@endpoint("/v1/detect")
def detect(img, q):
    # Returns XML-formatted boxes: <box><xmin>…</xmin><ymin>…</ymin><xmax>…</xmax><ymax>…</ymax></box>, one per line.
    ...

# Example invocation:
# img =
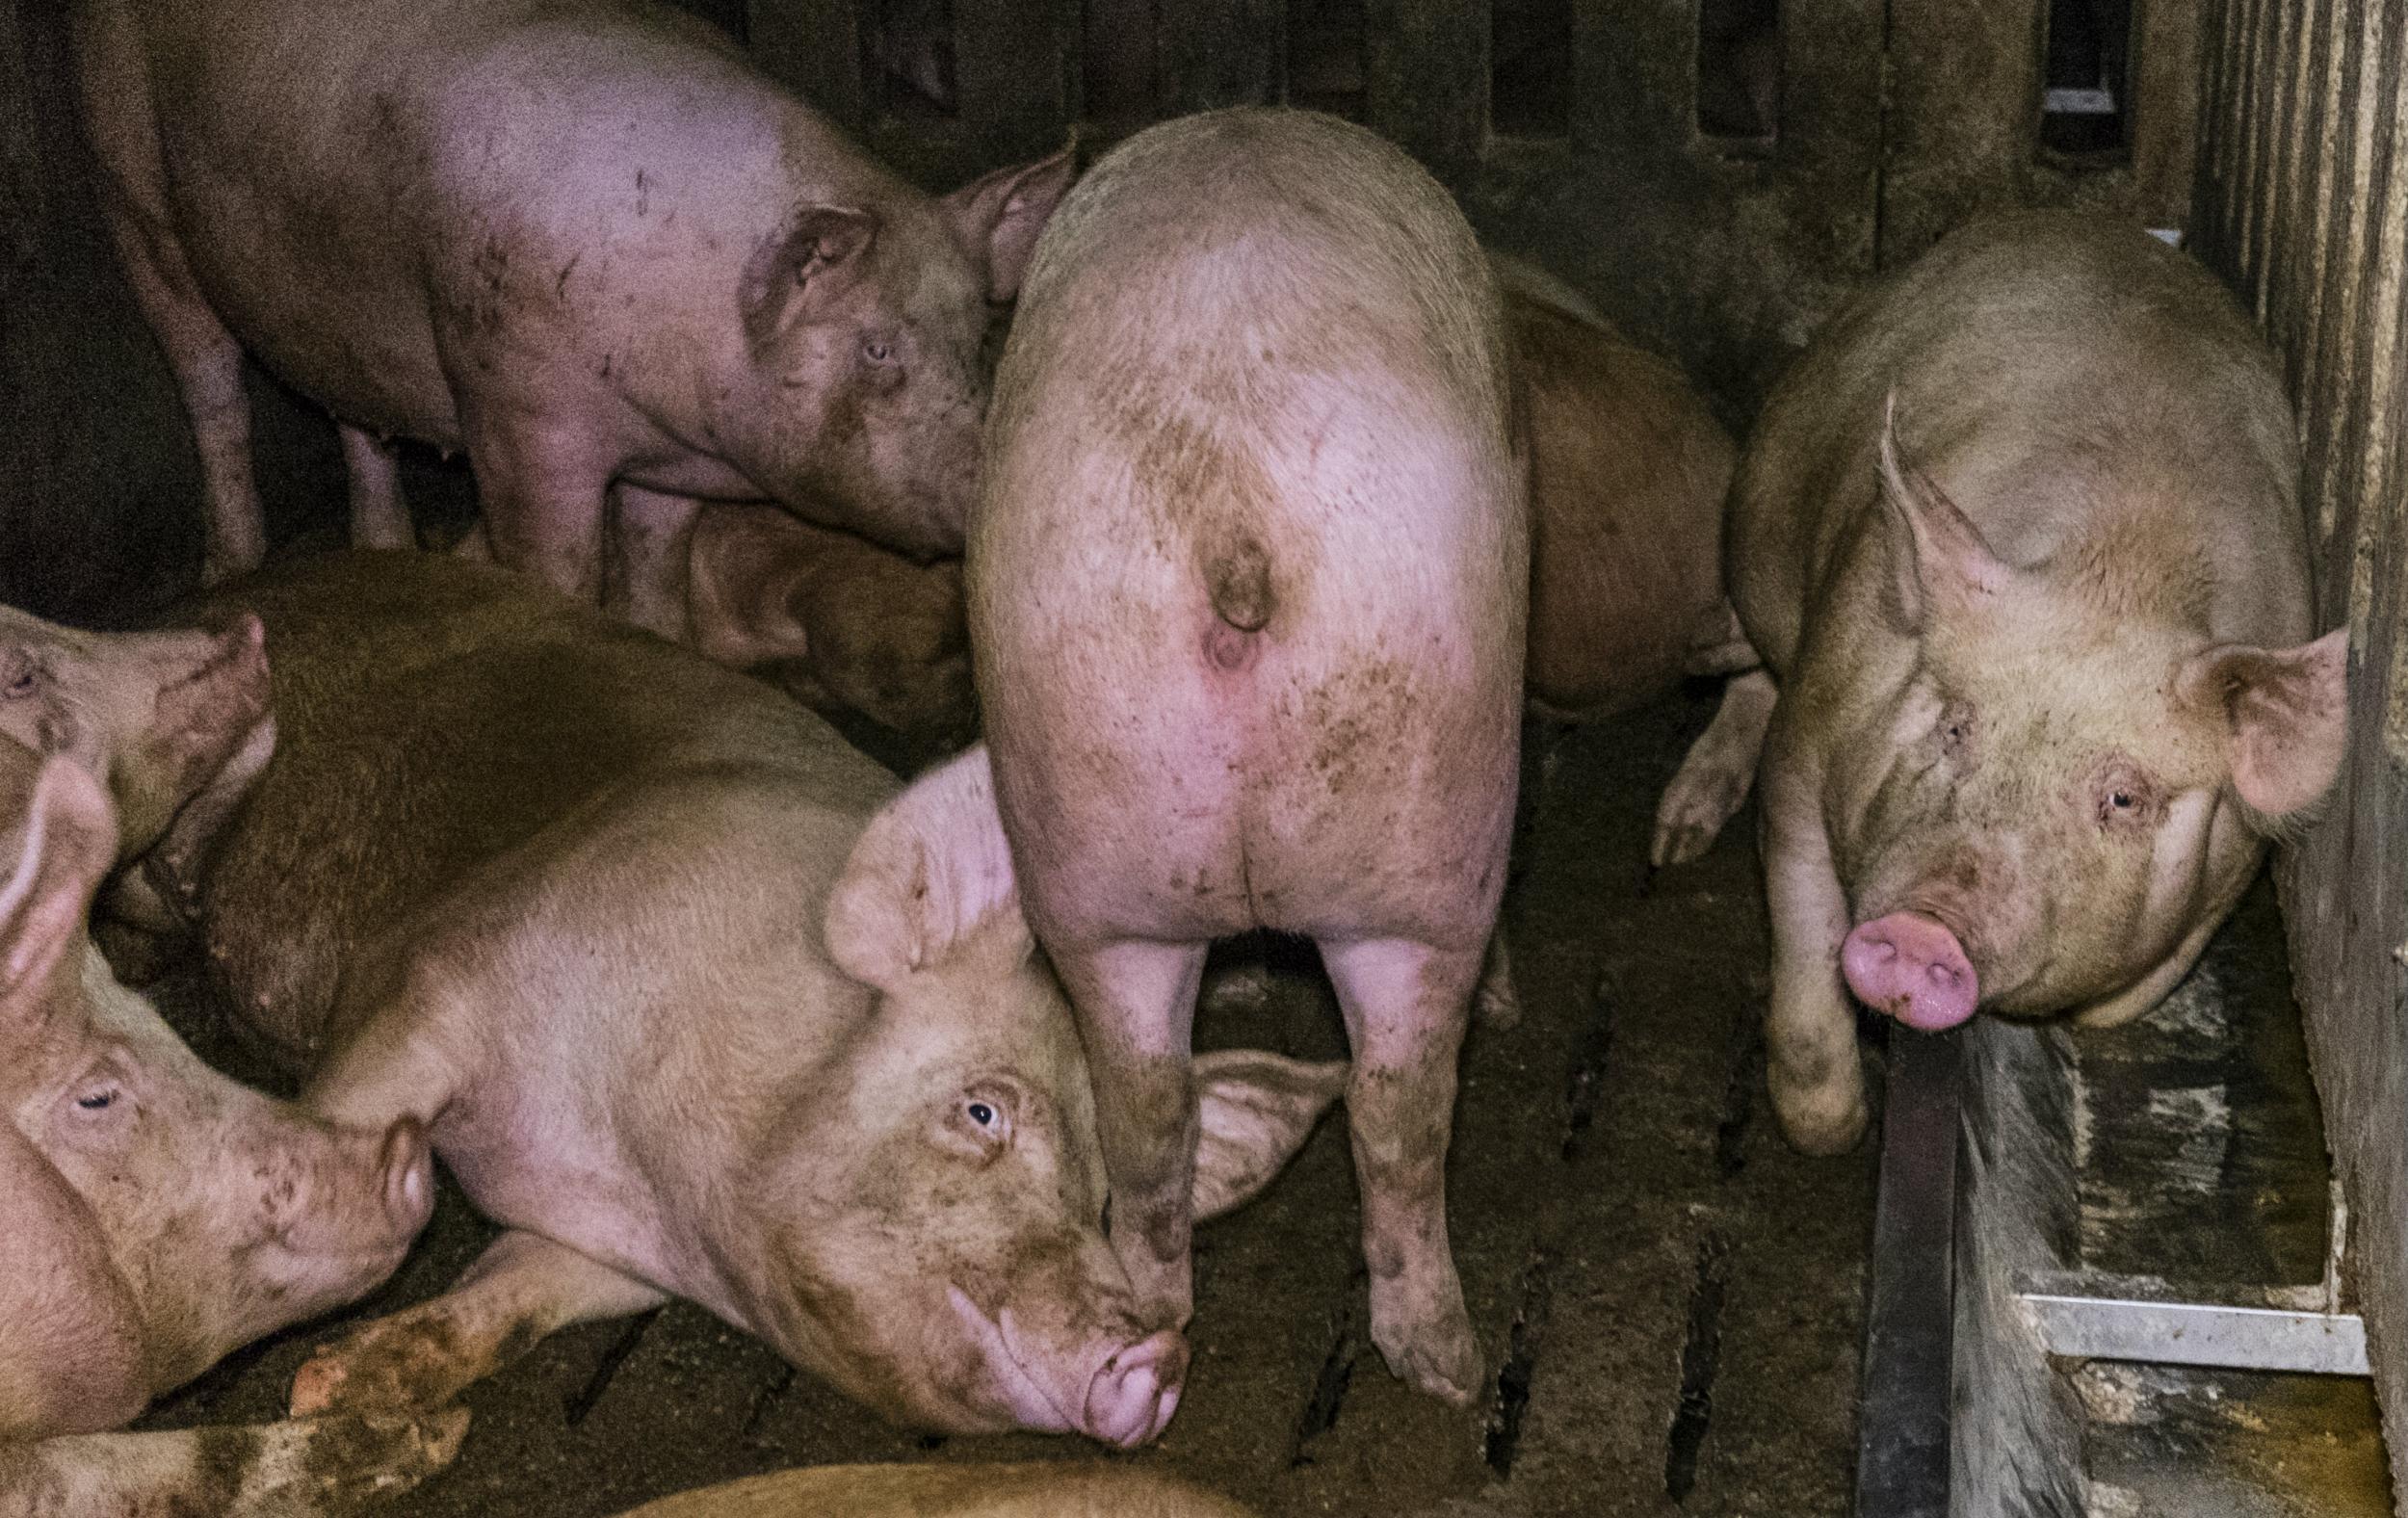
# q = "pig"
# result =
<box><xmin>685</xmin><ymin>501</ymin><xmax>975</xmax><ymax>757</ymax></box>
<box><xmin>176</xmin><ymin>551</ymin><xmax>1346</xmax><ymax>1448</ymax></box>
<box><xmin>0</xmin><ymin>601</ymin><xmax>277</xmax><ymax>938</ymax></box>
<box><xmin>71</xmin><ymin>0</ymin><xmax>1077</xmax><ymax>629</ymax></box>
<box><xmin>0</xmin><ymin>733</ymin><xmax>454</xmax><ymax>1517</ymax></box>
<box><xmin>1677</xmin><ymin>211</ymin><xmax>2351</xmax><ymax>1156</ymax></box>
<box><xmin>971</xmin><ymin>109</ymin><xmax>1524</xmax><ymax>1404</ymax></box>
<box><xmin>610</xmin><ymin>1461</ymin><xmax>1256</xmax><ymax>1518</ymax></box>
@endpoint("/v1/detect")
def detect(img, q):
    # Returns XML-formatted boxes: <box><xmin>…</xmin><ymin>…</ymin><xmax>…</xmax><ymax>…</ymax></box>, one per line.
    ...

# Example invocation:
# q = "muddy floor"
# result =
<box><xmin>135</xmin><ymin>678</ymin><xmax>1882</xmax><ymax>1518</ymax></box>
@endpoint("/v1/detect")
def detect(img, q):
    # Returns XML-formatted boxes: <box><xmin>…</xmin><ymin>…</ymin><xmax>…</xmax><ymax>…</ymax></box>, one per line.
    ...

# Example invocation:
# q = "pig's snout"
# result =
<box><xmin>1843</xmin><ymin>912</ymin><xmax>1977</xmax><ymax>1031</ymax></box>
<box><xmin>1082</xmin><ymin>1328</ymin><xmax>1187</xmax><ymax>1449</ymax></box>
<box><xmin>380</xmin><ymin>1116</ymin><xmax>435</xmax><ymax>1237</ymax></box>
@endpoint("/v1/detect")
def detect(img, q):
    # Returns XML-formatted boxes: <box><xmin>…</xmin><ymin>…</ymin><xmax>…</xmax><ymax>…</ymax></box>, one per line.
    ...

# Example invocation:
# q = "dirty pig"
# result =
<box><xmin>973</xmin><ymin>108</ymin><xmax>1526</xmax><ymax>1405</ymax></box>
<box><xmin>684</xmin><ymin>501</ymin><xmax>975</xmax><ymax>763</ymax></box>
<box><xmin>71</xmin><ymin>0</ymin><xmax>1075</xmax><ymax>628</ymax></box>
<box><xmin>1684</xmin><ymin>211</ymin><xmax>2349</xmax><ymax>1155</ymax></box>
<box><xmin>181</xmin><ymin>551</ymin><xmax>1346</xmax><ymax>1449</ymax></box>
<box><xmin>0</xmin><ymin>727</ymin><xmax>453</xmax><ymax>1518</ymax></box>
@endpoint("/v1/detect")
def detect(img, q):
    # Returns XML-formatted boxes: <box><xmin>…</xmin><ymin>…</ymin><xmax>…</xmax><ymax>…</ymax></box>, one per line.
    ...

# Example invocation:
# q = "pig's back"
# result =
<box><xmin>116</xmin><ymin>0</ymin><xmax>812</xmax><ymax>444</ymax></box>
<box><xmin>972</xmin><ymin>110</ymin><xmax>1524</xmax><ymax>946</ymax></box>
<box><xmin>1733</xmin><ymin>211</ymin><xmax>2310</xmax><ymax>671</ymax></box>
<box><xmin>199</xmin><ymin>552</ymin><xmax>890</xmax><ymax>1059</ymax></box>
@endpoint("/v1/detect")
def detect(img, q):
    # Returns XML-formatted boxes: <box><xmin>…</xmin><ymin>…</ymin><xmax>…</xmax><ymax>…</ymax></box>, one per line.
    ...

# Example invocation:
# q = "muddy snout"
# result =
<box><xmin>1842</xmin><ymin>911</ymin><xmax>1976</xmax><ymax>1031</ymax></box>
<box><xmin>275</xmin><ymin>1112</ymin><xmax>436</xmax><ymax>1269</ymax></box>
<box><xmin>1083</xmin><ymin>1327</ymin><xmax>1188</xmax><ymax>1449</ymax></box>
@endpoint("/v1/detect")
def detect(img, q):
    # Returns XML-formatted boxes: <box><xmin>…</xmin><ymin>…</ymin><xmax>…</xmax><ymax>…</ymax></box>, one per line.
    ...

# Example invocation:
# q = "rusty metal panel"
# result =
<box><xmin>2193</xmin><ymin>1</ymin><xmax>2408</xmax><ymax>1509</ymax></box>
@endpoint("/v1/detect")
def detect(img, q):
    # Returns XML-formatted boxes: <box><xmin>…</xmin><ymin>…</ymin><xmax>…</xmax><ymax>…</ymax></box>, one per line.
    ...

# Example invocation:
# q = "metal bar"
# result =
<box><xmin>1853</xmin><ymin>1026</ymin><xmax>1965</xmax><ymax>1518</ymax></box>
<box><xmin>2022</xmin><ymin>1294</ymin><xmax>2371</xmax><ymax>1376</ymax></box>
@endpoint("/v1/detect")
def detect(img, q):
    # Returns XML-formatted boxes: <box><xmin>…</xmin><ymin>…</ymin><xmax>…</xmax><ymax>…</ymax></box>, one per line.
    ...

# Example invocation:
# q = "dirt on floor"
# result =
<box><xmin>135</xmin><ymin>681</ymin><xmax>1883</xmax><ymax>1518</ymax></box>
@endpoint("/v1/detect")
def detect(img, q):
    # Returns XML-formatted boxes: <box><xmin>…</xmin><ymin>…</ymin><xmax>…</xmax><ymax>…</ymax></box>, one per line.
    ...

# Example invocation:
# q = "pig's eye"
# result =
<box><xmin>2093</xmin><ymin>762</ymin><xmax>2161</xmax><ymax>830</ymax></box>
<box><xmin>966</xmin><ymin>1100</ymin><xmax>996</xmax><ymax>1128</ymax></box>
<box><xmin>0</xmin><ymin>659</ymin><xmax>38</xmax><ymax>699</ymax></box>
<box><xmin>76</xmin><ymin>1089</ymin><xmax>116</xmax><ymax>1112</ymax></box>
<box><xmin>861</xmin><ymin>335</ymin><xmax>895</xmax><ymax>365</ymax></box>
<box><xmin>944</xmin><ymin>1084</ymin><xmax>1017</xmax><ymax>1158</ymax></box>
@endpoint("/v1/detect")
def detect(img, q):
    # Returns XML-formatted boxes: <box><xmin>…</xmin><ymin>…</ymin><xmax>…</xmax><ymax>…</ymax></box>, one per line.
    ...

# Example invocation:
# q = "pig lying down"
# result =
<box><xmin>608</xmin><ymin>1460</ymin><xmax>1255</xmax><ymax>1518</ymax></box>
<box><xmin>176</xmin><ymin>552</ymin><xmax>1341</xmax><ymax>1450</ymax></box>
<box><xmin>974</xmin><ymin>109</ymin><xmax>1525</xmax><ymax>1403</ymax></box>
<box><xmin>1692</xmin><ymin>211</ymin><xmax>2349</xmax><ymax>1154</ymax></box>
<box><xmin>0</xmin><ymin>691</ymin><xmax>447</xmax><ymax>1516</ymax></box>
<box><xmin>72</xmin><ymin>0</ymin><xmax>1073</xmax><ymax>626</ymax></box>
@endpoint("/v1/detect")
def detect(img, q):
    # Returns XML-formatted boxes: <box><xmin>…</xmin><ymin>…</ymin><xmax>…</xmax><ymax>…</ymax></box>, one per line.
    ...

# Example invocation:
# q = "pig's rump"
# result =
<box><xmin>975</xmin><ymin>369</ymin><xmax>1523</xmax><ymax>951</ymax></box>
<box><xmin>108</xmin><ymin>0</ymin><xmax>775</xmax><ymax>450</ymax></box>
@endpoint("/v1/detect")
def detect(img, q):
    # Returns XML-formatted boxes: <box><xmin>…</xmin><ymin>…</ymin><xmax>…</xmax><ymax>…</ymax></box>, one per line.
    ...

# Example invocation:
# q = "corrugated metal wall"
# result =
<box><xmin>2191</xmin><ymin>2</ymin><xmax>2408</xmax><ymax>1506</ymax></box>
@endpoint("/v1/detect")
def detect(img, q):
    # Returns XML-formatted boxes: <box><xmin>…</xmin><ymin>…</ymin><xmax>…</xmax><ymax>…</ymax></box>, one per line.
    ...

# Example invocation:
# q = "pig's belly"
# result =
<box><xmin>160</xmin><ymin>160</ymin><xmax>466</xmax><ymax>446</ymax></box>
<box><xmin>994</xmin><ymin>630</ymin><xmax>1517</xmax><ymax>951</ymax></box>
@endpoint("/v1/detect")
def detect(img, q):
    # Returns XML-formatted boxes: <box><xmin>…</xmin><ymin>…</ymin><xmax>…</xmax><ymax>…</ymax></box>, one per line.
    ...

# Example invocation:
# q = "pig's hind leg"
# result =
<box><xmin>1319</xmin><ymin>936</ymin><xmax>1482</xmax><ymax>1404</ymax></box>
<box><xmin>289</xmin><ymin>1231</ymin><xmax>665</xmax><ymax>1419</ymax></box>
<box><xmin>1051</xmin><ymin>940</ymin><xmax>1212</xmax><ymax>1331</ymax></box>
<box><xmin>457</xmin><ymin>414</ymin><xmax>616</xmax><ymax>604</ymax></box>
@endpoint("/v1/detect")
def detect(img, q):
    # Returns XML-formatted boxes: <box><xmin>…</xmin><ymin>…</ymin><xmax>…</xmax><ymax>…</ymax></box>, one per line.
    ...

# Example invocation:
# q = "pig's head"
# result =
<box><xmin>0</xmin><ymin>603</ymin><xmax>274</xmax><ymax>868</ymax></box>
<box><xmin>732</xmin><ymin>746</ymin><xmax>1343</xmax><ymax>1447</ymax></box>
<box><xmin>1825</xmin><ymin>401</ymin><xmax>2350</xmax><ymax>1032</ymax></box>
<box><xmin>686</xmin><ymin>502</ymin><xmax>976</xmax><ymax>746</ymax></box>
<box><xmin>0</xmin><ymin>741</ymin><xmax>432</xmax><ymax>1435</ymax></box>
<box><xmin>734</xmin><ymin>149</ymin><xmax>1078</xmax><ymax>559</ymax></box>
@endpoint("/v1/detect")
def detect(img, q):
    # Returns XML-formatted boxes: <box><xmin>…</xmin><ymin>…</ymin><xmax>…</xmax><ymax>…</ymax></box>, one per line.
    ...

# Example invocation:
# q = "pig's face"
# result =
<box><xmin>736</xmin><ymin>151</ymin><xmax>1077</xmax><ymax>559</ymax></box>
<box><xmin>0</xmin><ymin>606</ymin><xmax>273</xmax><ymax>861</ymax></box>
<box><xmin>749</xmin><ymin>746</ymin><xmax>1342</xmax><ymax>1446</ymax></box>
<box><xmin>1825</xmin><ymin>411</ymin><xmax>2350</xmax><ymax>1030</ymax></box>
<box><xmin>0</xmin><ymin>746</ymin><xmax>432</xmax><ymax>1428</ymax></box>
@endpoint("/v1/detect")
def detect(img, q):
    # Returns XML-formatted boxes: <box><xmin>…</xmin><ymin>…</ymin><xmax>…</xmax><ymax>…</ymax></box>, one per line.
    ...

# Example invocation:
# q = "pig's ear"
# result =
<box><xmin>2178</xmin><ymin>626</ymin><xmax>2352</xmax><ymax>821</ymax></box>
<box><xmin>741</xmin><ymin>205</ymin><xmax>880</xmax><ymax>350</ymax></box>
<box><xmin>0</xmin><ymin>755</ymin><xmax>115</xmax><ymax>1022</ymax></box>
<box><xmin>826</xmin><ymin>744</ymin><xmax>1030</xmax><ymax>990</ymax></box>
<box><xmin>943</xmin><ymin>144</ymin><xmax>1078</xmax><ymax>302</ymax></box>
<box><xmin>685</xmin><ymin>506</ymin><xmax>817</xmax><ymax>669</ymax></box>
<box><xmin>1875</xmin><ymin>391</ymin><xmax>2010</xmax><ymax>631</ymax></box>
<box><xmin>1190</xmin><ymin>1051</ymin><xmax>1348</xmax><ymax>1220</ymax></box>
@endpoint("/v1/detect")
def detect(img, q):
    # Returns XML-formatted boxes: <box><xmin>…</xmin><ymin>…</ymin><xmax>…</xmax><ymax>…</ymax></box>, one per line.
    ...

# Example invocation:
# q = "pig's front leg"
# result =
<box><xmin>1053</xmin><ymin>940</ymin><xmax>1210</xmax><ymax>1329</ymax></box>
<box><xmin>463</xmin><ymin>422</ymin><xmax>616</xmax><ymax>604</ymax></box>
<box><xmin>607</xmin><ymin>483</ymin><xmax>705</xmax><ymax>641</ymax></box>
<box><xmin>1652</xmin><ymin>667</ymin><xmax>1777</xmax><ymax>868</ymax></box>
<box><xmin>290</xmin><ymin>1231</ymin><xmax>666</xmax><ymax>1418</ymax></box>
<box><xmin>340</xmin><ymin>424</ymin><xmax>413</xmax><ymax>552</ymax></box>
<box><xmin>1757</xmin><ymin>736</ymin><xmax>1868</xmax><ymax>1155</ymax></box>
<box><xmin>1320</xmin><ymin>935</ymin><xmax>1481</xmax><ymax>1404</ymax></box>
<box><xmin>0</xmin><ymin>1412</ymin><xmax>466</xmax><ymax>1518</ymax></box>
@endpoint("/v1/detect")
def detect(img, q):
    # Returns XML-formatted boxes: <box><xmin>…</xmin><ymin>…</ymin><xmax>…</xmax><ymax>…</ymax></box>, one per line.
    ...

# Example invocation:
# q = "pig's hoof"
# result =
<box><xmin>1369</xmin><ymin>1278</ymin><xmax>1481</xmax><ymax>1405</ymax></box>
<box><xmin>1772</xmin><ymin>1087</ymin><xmax>1869</xmax><ymax>1157</ymax></box>
<box><xmin>291</xmin><ymin>1320</ymin><xmax>474</xmax><ymax>1419</ymax></box>
<box><xmin>1649</xmin><ymin>775</ymin><xmax>1742</xmax><ymax>868</ymax></box>
<box><xmin>1473</xmin><ymin>971</ymin><xmax>1522</xmax><ymax>1031</ymax></box>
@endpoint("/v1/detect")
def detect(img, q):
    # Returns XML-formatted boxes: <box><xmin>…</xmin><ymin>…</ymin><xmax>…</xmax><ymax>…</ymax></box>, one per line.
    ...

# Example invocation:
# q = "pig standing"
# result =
<box><xmin>179</xmin><ymin>551</ymin><xmax>1344</xmax><ymax>1449</ymax></box>
<box><xmin>0</xmin><ymin>728</ymin><xmax>452</xmax><ymax>1517</ymax></box>
<box><xmin>611</xmin><ymin>1461</ymin><xmax>1255</xmax><ymax>1518</ymax></box>
<box><xmin>71</xmin><ymin>0</ymin><xmax>1074</xmax><ymax>628</ymax></box>
<box><xmin>1688</xmin><ymin>211</ymin><xmax>2349</xmax><ymax>1155</ymax></box>
<box><xmin>972</xmin><ymin>109</ymin><xmax>1524</xmax><ymax>1403</ymax></box>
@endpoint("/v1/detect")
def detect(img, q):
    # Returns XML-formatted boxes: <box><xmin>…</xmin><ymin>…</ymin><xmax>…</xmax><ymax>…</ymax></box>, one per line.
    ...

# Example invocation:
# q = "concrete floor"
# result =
<box><xmin>137</xmin><ymin>681</ymin><xmax>1884</xmax><ymax>1517</ymax></box>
